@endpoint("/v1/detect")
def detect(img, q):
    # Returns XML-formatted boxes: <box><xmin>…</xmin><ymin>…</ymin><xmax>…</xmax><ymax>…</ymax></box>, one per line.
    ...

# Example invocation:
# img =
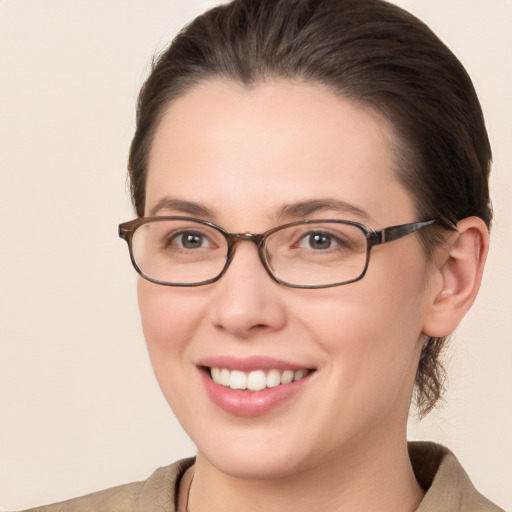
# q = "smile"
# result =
<box><xmin>209</xmin><ymin>367</ymin><xmax>310</xmax><ymax>391</ymax></box>
<box><xmin>198</xmin><ymin>356</ymin><xmax>316</xmax><ymax>416</ymax></box>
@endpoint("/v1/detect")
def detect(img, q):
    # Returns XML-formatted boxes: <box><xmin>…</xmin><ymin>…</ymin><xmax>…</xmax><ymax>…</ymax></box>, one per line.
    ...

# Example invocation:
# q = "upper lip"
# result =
<box><xmin>197</xmin><ymin>355</ymin><xmax>314</xmax><ymax>372</ymax></box>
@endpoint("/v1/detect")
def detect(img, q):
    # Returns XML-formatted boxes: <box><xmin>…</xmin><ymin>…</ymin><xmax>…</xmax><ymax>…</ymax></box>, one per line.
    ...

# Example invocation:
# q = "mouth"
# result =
<box><xmin>197</xmin><ymin>356</ymin><xmax>316</xmax><ymax>416</ymax></box>
<box><xmin>207</xmin><ymin>367</ymin><xmax>312</xmax><ymax>391</ymax></box>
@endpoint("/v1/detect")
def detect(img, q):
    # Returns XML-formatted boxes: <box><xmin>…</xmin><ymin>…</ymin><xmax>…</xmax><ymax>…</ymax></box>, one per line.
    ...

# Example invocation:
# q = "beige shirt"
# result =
<box><xmin>20</xmin><ymin>442</ymin><xmax>505</xmax><ymax>512</ymax></box>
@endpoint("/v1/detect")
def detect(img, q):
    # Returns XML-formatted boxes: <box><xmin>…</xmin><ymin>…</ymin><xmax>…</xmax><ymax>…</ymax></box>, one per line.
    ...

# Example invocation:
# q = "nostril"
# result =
<box><xmin>249</xmin><ymin>324</ymin><xmax>269</xmax><ymax>331</ymax></box>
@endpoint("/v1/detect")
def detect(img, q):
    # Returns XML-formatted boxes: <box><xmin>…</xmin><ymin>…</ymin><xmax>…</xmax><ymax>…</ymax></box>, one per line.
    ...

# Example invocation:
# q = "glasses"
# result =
<box><xmin>118</xmin><ymin>217</ymin><xmax>437</xmax><ymax>289</ymax></box>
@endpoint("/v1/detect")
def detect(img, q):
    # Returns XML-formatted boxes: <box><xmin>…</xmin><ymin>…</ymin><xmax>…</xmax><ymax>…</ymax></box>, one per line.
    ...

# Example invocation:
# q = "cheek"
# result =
<box><xmin>299</xmin><ymin>256</ymin><xmax>429</xmax><ymax>398</ymax></box>
<box><xmin>137</xmin><ymin>279</ymin><xmax>217</xmax><ymax>427</ymax></box>
<box><xmin>137</xmin><ymin>280</ymin><xmax>206</xmax><ymax>382</ymax></box>
<box><xmin>300</xmin><ymin>288</ymin><xmax>423</xmax><ymax>368</ymax></box>
<box><xmin>138</xmin><ymin>279</ymin><xmax>201</xmax><ymax>340</ymax></box>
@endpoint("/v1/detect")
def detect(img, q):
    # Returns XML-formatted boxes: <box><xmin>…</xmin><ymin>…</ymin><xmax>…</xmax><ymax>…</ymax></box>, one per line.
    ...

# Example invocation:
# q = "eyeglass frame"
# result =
<box><xmin>118</xmin><ymin>216</ymin><xmax>450</xmax><ymax>289</ymax></box>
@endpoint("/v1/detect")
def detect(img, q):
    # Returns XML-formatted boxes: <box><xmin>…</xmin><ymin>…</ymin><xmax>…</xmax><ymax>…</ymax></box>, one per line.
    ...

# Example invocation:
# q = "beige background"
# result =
<box><xmin>0</xmin><ymin>1</ymin><xmax>511</xmax><ymax>510</ymax></box>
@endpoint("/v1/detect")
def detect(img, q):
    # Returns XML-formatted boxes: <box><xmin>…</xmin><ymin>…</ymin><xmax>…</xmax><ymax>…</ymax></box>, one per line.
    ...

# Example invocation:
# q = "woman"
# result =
<box><xmin>17</xmin><ymin>0</ymin><xmax>505</xmax><ymax>510</ymax></box>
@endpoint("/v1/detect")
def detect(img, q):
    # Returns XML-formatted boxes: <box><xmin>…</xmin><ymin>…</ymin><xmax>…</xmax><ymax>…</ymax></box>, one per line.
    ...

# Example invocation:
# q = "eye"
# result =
<box><xmin>298</xmin><ymin>231</ymin><xmax>341</xmax><ymax>250</ymax></box>
<box><xmin>172</xmin><ymin>231</ymin><xmax>209</xmax><ymax>250</ymax></box>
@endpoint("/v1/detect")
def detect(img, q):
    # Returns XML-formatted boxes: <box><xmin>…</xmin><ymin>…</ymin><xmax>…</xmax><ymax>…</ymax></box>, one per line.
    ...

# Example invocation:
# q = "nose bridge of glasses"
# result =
<box><xmin>228</xmin><ymin>232</ymin><xmax>266</xmax><ymax>246</ymax></box>
<box><xmin>224</xmin><ymin>232</ymin><xmax>272</xmax><ymax>278</ymax></box>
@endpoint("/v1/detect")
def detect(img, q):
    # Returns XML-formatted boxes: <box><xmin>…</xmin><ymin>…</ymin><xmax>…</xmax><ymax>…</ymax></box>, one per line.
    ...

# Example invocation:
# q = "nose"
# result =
<box><xmin>208</xmin><ymin>241</ymin><xmax>287</xmax><ymax>339</ymax></box>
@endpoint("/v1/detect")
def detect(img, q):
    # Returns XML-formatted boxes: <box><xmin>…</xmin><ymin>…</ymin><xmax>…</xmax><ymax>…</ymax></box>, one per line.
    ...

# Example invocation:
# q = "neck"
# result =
<box><xmin>187</xmin><ymin>435</ymin><xmax>424</xmax><ymax>512</ymax></box>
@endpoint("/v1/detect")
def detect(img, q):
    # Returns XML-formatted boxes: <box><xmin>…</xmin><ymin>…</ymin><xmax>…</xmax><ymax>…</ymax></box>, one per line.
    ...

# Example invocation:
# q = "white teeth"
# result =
<box><xmin>281</xmin><ymin>369</ymin><xmax>294</xmax><ymax>384</ymax></box>
<box><xmin>266</xmin><ymin>369</ymin><xmax>281</xmax><ymax>388</ymax></box>
<box><xmin>211</xmin><ymin>367</ymin><xmax>221</xmax><ymax>382</ymax></box>
<box><xmin>210</xmin><ymin>367</ymin><xmax>310</xmax><ymax>391</ymax></box>
<box><xmin>229</xmin><ymin>370</ymin><xmax>247</xmax><ymax>390</ymax></box>
<box><xmin>247</xmin><ymin>370</ymin><xmax>266</xmax><ymax>391</ymax></box>
<box><xmin>220</xmin><ymin>368</ymin><xmax>230</xmax><ymax>386</ymax></box>
<box><xmin>294</xmin><ymin>369</ymin><xmax>306</xmax><ymax>381</ymax></box>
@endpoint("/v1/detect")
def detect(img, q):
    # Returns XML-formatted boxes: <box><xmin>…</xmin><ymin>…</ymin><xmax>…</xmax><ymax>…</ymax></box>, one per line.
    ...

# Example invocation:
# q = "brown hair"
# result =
<box><xmin>128</xmin><ymin>0</ymin><xmax>492</xmax><ymax>416</ymax></box>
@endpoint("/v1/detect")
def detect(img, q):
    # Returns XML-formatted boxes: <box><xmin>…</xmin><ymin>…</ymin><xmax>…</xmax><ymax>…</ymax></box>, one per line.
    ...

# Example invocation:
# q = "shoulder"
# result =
<box><xmin>409</xmin><ymin>442</ymin><xmax>505</xmax><ymax>512</ymax></box>
<box><xmin>18</xmin><ymin>458</ymin><xmax>195</xmax><ymax>512</ymax></box>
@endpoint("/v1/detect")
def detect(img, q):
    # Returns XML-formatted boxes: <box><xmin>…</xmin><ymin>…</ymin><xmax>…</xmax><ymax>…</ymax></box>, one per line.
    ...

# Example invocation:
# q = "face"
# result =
<box><xmin>138</xmin><ymin>80</ymin><xmax>437</xmax><ymax>479</ymax></box>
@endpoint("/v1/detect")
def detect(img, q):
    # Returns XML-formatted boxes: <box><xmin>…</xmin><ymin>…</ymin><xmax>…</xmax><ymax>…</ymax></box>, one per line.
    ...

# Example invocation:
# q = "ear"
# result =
<box><xmin>422</xmin><ymin>216</ymin><xmax>489</xmax><ymax>338</ymax></box>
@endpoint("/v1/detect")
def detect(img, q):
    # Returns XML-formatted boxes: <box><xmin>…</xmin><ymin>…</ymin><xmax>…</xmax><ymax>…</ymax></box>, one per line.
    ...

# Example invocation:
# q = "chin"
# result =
<box><xmin>198</xmin><ymin>444</ymin><xmax>309</xmax><ymax>480</ymax></box>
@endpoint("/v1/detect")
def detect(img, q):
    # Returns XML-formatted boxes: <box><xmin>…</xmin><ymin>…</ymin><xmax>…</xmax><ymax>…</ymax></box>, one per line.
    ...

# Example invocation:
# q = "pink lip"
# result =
<box><xmin>197</xmin><ymin>356</ymin><xmax>315</xmax><ymax>418</ymax></box>
<box><xmin>198</xmin><ymin>355</ymin><xmax>308</xmax><ymax>372</ymax></box>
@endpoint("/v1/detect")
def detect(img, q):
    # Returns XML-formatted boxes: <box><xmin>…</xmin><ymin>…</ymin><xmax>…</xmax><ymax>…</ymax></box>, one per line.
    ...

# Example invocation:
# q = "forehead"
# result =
<box><xmin>146</xmin><ymin>79</ymin><xmax>414</xmax><ymax>227</ymax></box>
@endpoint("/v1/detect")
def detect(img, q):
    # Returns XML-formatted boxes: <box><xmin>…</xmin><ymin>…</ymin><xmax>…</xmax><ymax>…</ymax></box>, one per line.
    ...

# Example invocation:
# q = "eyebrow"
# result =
<box><xmin>149</xmin><ymin>197</ymin><xmax>215</xmax><ymax>218</ymax></box>
<box><xmin>276</xmin><ymin>199</ymin><xmax>371</xmax><ymax>222</ymax></box>
<box><xmin>148</xmin><ymin>196</ymin><xmax>371</xmax><ymax>224</ymax></box>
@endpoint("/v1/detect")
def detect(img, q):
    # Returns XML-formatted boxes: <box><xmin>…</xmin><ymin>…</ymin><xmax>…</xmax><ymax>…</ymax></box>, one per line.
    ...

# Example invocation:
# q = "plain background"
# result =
<box><xmin>0</xmin><ymin>1</ymin><xmax>511</xmax><ymax>510</ymax></box>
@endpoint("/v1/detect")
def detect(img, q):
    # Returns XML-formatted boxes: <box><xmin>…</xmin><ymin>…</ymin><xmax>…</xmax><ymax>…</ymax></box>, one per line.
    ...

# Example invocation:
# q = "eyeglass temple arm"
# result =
<box><xmin>371</xmin><ymin>217</ymin><xmax>457</xmax><ymax>245</ymax></box>
<box><xmin>382</xmin><ymin>220</ymin><xmax>436</xmax><ymax>243</ymax></box>
<box><xmin>118</xmin><ymin>224</ymin><xmax>130</xmax><ymax>242</ymax></box>
<box><xmin>118</xmin><ymin>220</ymin><xmax>140</xmax><ymax>243</ymax></box>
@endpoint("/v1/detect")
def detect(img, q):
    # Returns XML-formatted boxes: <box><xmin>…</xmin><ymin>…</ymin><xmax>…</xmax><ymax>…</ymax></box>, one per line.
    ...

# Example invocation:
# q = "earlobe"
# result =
<box><xmin>422</xmin><ymin>216</ymin><xmax>489</xmax><ymax>338</ymax></box>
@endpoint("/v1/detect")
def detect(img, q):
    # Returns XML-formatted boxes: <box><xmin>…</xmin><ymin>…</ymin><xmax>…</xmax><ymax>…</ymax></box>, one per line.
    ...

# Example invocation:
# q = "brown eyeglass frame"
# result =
<box><xmin>118</xmin><ymin>216</ymin><xmax>448</xmax><ymax>289</ymax></box>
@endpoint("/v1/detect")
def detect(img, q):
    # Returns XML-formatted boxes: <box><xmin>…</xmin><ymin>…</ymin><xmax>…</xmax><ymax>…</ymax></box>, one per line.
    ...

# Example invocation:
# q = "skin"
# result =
<box><xmin>137</xmin><ymin>80</ymin><xmax>487</xmax><ymax>512</ymax></box>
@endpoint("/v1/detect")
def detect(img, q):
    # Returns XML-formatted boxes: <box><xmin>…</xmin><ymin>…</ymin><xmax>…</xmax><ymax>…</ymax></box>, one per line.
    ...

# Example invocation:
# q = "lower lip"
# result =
<box><xmin>200</xmin><ymin>370</ymin><xmax>312</xmax><ymax>417</ymax></box>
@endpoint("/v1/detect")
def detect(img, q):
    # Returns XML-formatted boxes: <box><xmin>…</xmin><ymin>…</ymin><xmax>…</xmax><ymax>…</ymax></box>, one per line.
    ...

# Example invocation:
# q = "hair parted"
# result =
<box><xmin>128</xmin><ymin>0</ymin><xmax>492</xmax><ymax>416</ymax></box>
